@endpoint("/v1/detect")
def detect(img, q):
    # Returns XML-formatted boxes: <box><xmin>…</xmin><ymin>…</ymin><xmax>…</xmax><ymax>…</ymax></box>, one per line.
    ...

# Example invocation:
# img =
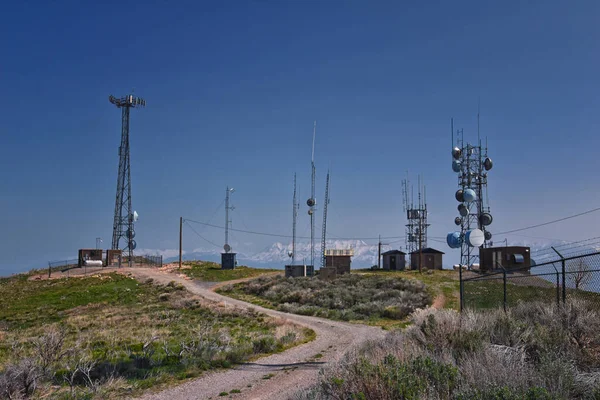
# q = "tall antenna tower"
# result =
<box><xmin>290</xmin><ymin>174</ymin><xmax>299</xmax><ymax>265</ymax></box>
<box><xmin>109</xmin><ymin>94</ymin><xmax>145</xmax><ymax>266</ymax></box>
<box><xmin>447</xmin><ymin>117</ymin><xmax>493</xmax><ymax>268</ymax></box>
<box><xmin>224</xmin><ymin>186</ymin><xmax>235</xmax><ymax>253</ymax></box>
<box><xmin>321</xmin><ymin>171</ymin><xmax>330</xmax><ymax>269</ymax></box>
<box><xmin>402</xmin><ymin>173</ymin><xmax>429</xmax><ymax>261</ymax></box>
<box><xmin>306</xmin><ymin>121</ymin><xmax>317</xmax><ymax>267</ymax></box>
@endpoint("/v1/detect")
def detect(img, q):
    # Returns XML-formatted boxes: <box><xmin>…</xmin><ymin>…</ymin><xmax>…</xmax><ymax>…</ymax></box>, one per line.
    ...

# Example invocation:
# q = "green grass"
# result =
<box><xmin>0</xmin><ymin>274</ymin><xmax>140</xmax><ymax>329</ymax></box>
<box><xmin>0</xmin><ymin>273</ymin><xmax>313</xmax><ymax>399</ymax></box>
<box><xmin>180</xmin><ymin>260</ymin><xmax>279</xmax><ymax>282</ymax></box>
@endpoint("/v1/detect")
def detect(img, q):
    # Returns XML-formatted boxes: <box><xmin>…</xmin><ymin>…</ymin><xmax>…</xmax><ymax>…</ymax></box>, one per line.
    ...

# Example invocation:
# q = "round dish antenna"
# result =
<box><xmin>452</xmin><ymin>160</ymin><xmax>461</xmax><ymax>172</ymax></box>
<box><xmin>223</xmin><ymin>244</ymin><xmax>231</xmax><ymax>253</ymax></box>
<box><xmin>463</xmin><ymin>188</ymin><xmax>477</xmax><ymax>202</ymax></box>
<box><xmin>455</xmin><ymin>189</ymin><xmax>464</xmax><ymax>202</ymax></box>
<box><xmin>452</xmin><ymin>147</ymin><xmax>462</xmax><ymax>159</ymax></box>
<box><xmin>465</xmin><ymin>229</ymin><xmax>484</xmax><ymax>247</ymax></box>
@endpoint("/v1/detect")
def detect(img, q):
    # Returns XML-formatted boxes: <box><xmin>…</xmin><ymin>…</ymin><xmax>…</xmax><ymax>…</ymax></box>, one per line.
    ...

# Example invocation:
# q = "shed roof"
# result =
<box><xmin>382</xmin><ymin>250</ymin><xmax>406</xmax><ymax>255</ymax></box>
<box><xmin>409</xmin><ymin>247</ymin><xmax>445</xmax><ymax>254</ymax></box>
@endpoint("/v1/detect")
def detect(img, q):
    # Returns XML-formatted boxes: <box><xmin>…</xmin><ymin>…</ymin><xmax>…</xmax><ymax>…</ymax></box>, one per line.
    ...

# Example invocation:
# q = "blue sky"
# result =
<box><xmin>1</xmin><ymin>0</ymin><xmax>599</xmax><ymax>273</ymax></box>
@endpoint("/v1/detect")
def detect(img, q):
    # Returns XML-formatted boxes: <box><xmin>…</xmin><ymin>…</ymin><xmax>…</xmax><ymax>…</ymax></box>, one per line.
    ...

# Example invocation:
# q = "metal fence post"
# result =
<box><xmin>551</xmin><ymin>247</ymin><xmax>566</xmax><ymax>305</ymax></box>
<box><xmin>561</xmin><ymin>259</ymin><xmax>566</xmax><ymax>304</ymax></box>
<box><xmin>502</xmin><ymin>267</ymin><xmax>507</xmax><ymax>312</ymax></box>
<box><xmin>459</xmin><ymin>265</ymin><xmax>463</xmax><ymax>312</ymax></box>
<box><xmin>556</xmin><ymin>271</ymin><xmax>560</xmax><ymax>306</ymax></box>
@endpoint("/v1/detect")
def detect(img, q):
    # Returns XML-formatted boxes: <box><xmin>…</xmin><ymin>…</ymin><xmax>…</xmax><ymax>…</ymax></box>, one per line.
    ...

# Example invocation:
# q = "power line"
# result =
<box><xmin>184</xmin><ymin>221</ymin><xmax>222</xmax><ymax>249</ymax></box>
<box><xmin>495</xmin><ymin>207</ymin><xmax>600</xmax><ymax>235</ymax></box>
<box><xmin>183</xmin><ymin>218</ymin><xmax>405</xmax><ymax>241</ymax></box>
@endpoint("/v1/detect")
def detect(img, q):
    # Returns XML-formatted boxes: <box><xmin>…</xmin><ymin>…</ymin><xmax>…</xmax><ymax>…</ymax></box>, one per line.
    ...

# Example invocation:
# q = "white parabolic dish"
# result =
<box><xmin>466</xmin><ymin>229</ymin><xmax>485</xmax><ymax>247</ymax></box>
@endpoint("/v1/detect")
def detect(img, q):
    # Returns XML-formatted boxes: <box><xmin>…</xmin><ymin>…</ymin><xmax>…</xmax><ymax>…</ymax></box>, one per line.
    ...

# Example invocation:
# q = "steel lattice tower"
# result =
<box><xmin>450</xmin><ymin>117</ymin><xmax>493</xmax><ymax>269</ymax></box>
<box><xmin>402</xmin><ymin>174</ymin><xmax>429</xmax><ymax>258</ymax></box>
<box><xmin>109</xmin><ymin>94</ymin><xmax>145</xmax><ymax>266</ymax></box>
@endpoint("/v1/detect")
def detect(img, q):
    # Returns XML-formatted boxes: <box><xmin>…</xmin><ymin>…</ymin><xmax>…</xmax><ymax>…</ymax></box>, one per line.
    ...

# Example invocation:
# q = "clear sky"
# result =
<box><xmin>1</xmin><ymin>0</ymin><xmax>599</xmax><ymax>274</ymax></box>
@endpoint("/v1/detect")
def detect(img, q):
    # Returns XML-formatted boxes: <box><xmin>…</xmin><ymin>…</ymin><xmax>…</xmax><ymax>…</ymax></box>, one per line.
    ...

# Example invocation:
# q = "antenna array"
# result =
<box><xmin>447</xmin><ymin>117</ymin><xmax>494</xmax><ymax>268</ymax></box>
<box><xmin>402</xmin><ymin>173</ymin><xmax>429</xmax><ymax>257</ymax></box>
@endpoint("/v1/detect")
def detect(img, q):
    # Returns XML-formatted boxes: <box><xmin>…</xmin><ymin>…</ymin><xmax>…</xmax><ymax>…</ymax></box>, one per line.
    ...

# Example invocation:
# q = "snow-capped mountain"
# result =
<box><xmin>164</xmin><ymin>240</ymin><xmax>395</xmax><ymax>269</ymax></box>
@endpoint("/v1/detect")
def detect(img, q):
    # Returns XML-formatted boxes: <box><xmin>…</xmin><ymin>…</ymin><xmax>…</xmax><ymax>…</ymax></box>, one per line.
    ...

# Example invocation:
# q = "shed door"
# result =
<box><xmin>390</xmin><ymin>256</ymin><xmax>396</xmax><ymax>270</ymax></box>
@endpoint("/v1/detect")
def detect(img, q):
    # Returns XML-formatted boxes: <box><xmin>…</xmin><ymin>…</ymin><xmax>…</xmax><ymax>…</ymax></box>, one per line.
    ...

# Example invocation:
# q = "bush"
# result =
<box><xmin>296</xmin><ymin>300</ymin><xmax>600</xmax><ymax>400</ymax></box>
<box><xmin>227</xmin><ymin>274</ymin><xmax>430</xmax><ymax>322</ymax></box>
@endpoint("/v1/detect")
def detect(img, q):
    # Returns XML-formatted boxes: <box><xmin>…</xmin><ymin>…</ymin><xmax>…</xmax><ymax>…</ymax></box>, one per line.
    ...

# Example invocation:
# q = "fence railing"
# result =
<box><xmin>46</xmin><ymin>254</ymin><xmax>162</xmax><ymax>277</ymax></box>
<box><xmin>461</xmin><ymin>251</ymin><xmax>600</xmax><ymax>311</ymax></box>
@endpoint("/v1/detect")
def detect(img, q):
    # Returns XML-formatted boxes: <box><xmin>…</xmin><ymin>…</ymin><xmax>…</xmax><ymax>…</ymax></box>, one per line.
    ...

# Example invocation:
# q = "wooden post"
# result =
<box><xmin>179</xmin><ymin>217</ymin><xmax>183</xmax><ymax>270</ymax></box>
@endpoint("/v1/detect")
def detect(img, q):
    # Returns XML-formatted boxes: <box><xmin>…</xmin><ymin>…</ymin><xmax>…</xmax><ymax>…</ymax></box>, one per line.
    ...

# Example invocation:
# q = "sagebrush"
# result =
<box><xmin>218</xmin><ymin>274</ymin><xmax>430</xmax><ymax>322</ymax></box>
<box><xmin>294</xmin><ymin>300</ymin><xmax>600</xmax><ymax>399</ymax></box>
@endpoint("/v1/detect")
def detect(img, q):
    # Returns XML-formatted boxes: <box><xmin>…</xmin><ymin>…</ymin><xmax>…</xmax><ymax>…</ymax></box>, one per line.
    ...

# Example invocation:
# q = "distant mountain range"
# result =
<box><xmin>164</xmin><ymin>240</ymin><xmax>394</xmax><ymax>269</ymax></box>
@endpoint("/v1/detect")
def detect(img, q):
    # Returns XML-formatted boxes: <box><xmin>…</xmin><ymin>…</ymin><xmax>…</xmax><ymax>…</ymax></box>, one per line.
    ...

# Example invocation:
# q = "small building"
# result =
<box><xmin>479</xmin><ymin>246</ymin><xmax>531</xmax><ymax>272</ymax></box>
<box><xmin>324</xmin><ymin>249</ymin><xmax>353</xmax><ymax>275</ymax></box>
<box><xmin>382</xmin><ymin>250</ymin><xmax>406</xmax><ymax>271</ymax></box>
<box><xmin>78</xmin><ymin>249</ymin><xmax>103</xmax><ymax>267</ymax></box>
<box><xmin>221</xmin><ymin>252</ymin><xmax>236</xmax><ymax>270</ymax></box>
<box><xmin>285</xmin><ymin>264</ymin><xmax>314</xmax><ymax>278</ymax></box>
<box><xmin>409</xmin><ymin>248</ymin><xmax>444</xmax><ymax>270</ymax></box>
<box><xmin>106</xmin><ymin>249</ymin><xmax>122</xmax><ymax>267</ymax></box>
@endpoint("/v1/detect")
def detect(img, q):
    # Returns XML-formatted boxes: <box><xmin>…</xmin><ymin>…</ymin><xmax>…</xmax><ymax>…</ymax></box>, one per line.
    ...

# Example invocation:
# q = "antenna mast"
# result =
<box><xmin>292</xmin><ymin>174</ymin><xmax>298</xmax><ymax>265</ymax></box>
<box><xmin>224</xmin><ymin>186</ymin><xmax>235</xmax><ymax>252</ymax></box>
<box><xmin>321</xmin><ymin>171</ymin><xmax>330</xmax><ymax>269</ymax></box>
<box><xmin>307</xmin><ymin>121</ymin><xmax>317</xmax><ymax>267</ymax></box>
<box><xmin>109</xmin><ymin>94</ymin><xmax>145</xmax><ymax>268</ymax></box>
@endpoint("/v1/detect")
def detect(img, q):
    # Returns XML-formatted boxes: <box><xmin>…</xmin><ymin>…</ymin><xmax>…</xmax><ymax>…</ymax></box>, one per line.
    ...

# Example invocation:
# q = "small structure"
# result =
<box><xmin>318</xmin><ymin>249</ymin><xmax>353</xmax><ymax>279</ymax></box>
<box><xmin>382</xmin><ymin>250</ymin><xmax>406</xmax><ymax>271</ymax></box>
<box><xmin>479</xmin><ymin>246</ymin><xmax>531</xmax><ymax>272</ymax></box>
<box><xmin>106</xmin><ymin>249</ymin><xmax>122</xmax><ymax>267</ymax></box>
<box><xmin>325</xmin><ymin>249</ymin><xmax>353</xmax><ymax>274</ymax></box>
<box><xmin>285</xmin><ymin>264</ymin><xmax>314</xmax><ymax>278</ymax></box>
<box><xmin>409</xmin><ymin>248</ymin><xmax>444</xmax><ymax>270</ymax></box>
<box><xmin>78</xmin><ymin>249</ymin><xmax>103</xmax><ymax>268</ymax></box>
<box><xmin>221</xmin><ymin>252</ymin><xmax>236</xmax><ymax>270</ymax></box>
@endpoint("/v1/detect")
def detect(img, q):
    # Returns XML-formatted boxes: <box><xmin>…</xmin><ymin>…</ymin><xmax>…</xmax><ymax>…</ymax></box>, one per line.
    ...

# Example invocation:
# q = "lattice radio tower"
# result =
<box><xmin>109</xmin><ymin>94</ymin><xmax>145</xmax><ymax>266</ymax></box>
<box><xmin>402</xmin><ymin>173</ymin><xmax>429</xmax><ymax>256</ymax></box>
<box><xmin>447</xmin><ymin>114</ymin><xmax>494</xmax><ymax>269</ymax></box>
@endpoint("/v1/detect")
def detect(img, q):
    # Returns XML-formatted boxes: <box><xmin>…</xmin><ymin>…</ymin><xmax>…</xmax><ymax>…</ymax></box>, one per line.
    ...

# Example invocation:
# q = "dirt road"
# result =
<box><xmin>129</xmin><ymin>268</ymin><xmax>386</xmax><ymax>400</ymax></box>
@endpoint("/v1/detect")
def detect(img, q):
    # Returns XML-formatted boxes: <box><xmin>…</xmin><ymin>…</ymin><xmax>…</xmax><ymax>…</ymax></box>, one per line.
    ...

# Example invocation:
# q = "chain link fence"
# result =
<box><xmin>462</xmin><ymin>251</ymin><xmax>600</xmax><ymax>311</ymax></box>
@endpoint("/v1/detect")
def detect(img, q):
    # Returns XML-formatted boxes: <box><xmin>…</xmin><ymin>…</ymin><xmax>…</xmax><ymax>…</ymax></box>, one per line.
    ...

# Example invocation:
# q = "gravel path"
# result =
<box><xmin>129</xmin><ymin>268</ymin><xmax>386</xmax><ymax>400</ymax></box>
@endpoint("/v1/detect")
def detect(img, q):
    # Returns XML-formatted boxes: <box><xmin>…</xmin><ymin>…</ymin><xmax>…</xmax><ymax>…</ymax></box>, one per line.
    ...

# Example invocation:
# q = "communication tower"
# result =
<box><xmin>221</xmin><ymin>187</ymin><xmax>236</xmax><ymax>269</ymax></box>
<box><xmin>109</xmin><ymin>94</ymin><xmax>145</xmax><ymax>267</ymax></box>
<box><xmin>447</xmin><ymin>116</ymin><xmax>494</xmax><ymax>269</ymax></box>
<box><xmin>320</xmin><ymin>171</ymin><xmax>330</xmax><ymax>269</ymax></box>
<box><xmin>402</xmin><ymin>173</ymin><xmax>429</xmax><ymax>258</ymax></box>
<box><xmin>306</xmin><ymin>121</ymin><xmax>317</xmax><ymax>267</ymax></box>
<box><xmin>289</xmin><ymin>174</ymin><xmax>299</xmax><ymax>265</ymax></box>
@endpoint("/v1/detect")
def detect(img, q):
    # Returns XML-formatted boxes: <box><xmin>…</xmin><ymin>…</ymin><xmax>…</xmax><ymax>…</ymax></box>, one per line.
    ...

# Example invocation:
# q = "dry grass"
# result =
<box><xmin>294</xmin><ymin>300</ymin><xmax>600</xmax><ymax>399</ymax></box>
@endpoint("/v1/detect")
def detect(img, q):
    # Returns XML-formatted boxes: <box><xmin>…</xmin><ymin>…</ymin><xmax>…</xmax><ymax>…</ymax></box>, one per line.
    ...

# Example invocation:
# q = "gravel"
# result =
<box><xmin>129</xmin><ymin>268</ymin><xmax>387</xmax><ymax>400</ymax></box>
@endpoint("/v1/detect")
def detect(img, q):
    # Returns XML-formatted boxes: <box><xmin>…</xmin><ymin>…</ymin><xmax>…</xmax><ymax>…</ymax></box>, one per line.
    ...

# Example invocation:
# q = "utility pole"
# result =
<box><xmin>378</xmin><ymin>235</ymin><xmax>381</xmax><ymax>269</ymax></box>
<box><xmin>179</xmin><ymin>217</ymin><xmax>183</xmax><ymax>270</ymax></box>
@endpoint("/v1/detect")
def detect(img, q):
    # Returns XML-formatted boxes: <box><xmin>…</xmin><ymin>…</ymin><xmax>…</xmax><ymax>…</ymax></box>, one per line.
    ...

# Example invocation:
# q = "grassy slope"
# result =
<box><xmin>180</xmin><ymin>261</ymin><xmax>280</xmax><ymax>281</ymax></box>
<box><xmin>217</xmin><ymin>274</ymin><xmax>431</xmax><ymax>329</ymax></box>
<box><xmin>0</xmin><ymin>272</ymin><xmax>312</xmax><ymax>399</ymax></box>
<box><xmin>356</xmin><ymin>269</ymin><xmax>461</xmax><ymax>311</ymax></box>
